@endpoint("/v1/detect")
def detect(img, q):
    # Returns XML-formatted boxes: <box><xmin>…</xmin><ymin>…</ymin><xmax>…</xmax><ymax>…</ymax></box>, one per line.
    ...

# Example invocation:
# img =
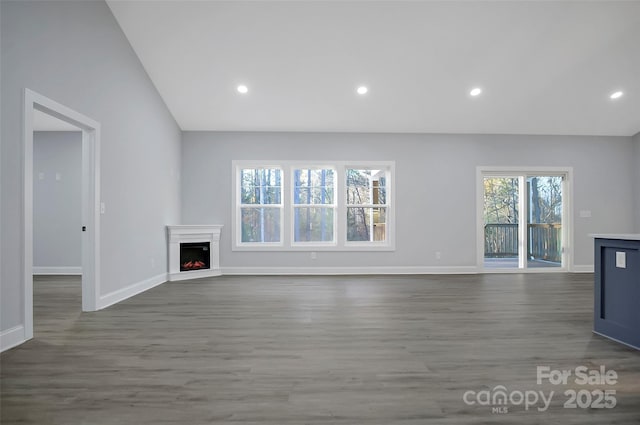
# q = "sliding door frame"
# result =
<box><xmin>476</xmin><ymin>166</ymin><xmax>574</xmax><ymax>273</ymax></box>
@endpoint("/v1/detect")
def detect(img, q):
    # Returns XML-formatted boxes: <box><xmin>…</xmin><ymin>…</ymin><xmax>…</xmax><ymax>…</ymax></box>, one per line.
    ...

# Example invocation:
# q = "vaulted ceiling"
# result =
<box><xmin>107</xmin><ymin>1</ymin><xmax>640</xmax><ymax>136</ymax></box>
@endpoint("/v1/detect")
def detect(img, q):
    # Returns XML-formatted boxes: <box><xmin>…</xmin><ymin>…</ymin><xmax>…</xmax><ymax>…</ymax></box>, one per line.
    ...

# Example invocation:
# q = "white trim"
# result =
<box><xmin>228</xmin><ymin>245</ymin><xmax>396</xmax><ymax>252</ymax></box>
<box><xmin>476</xmin><ymin>167</ymin><xmax>485</xmax><ymax>270</ymax></box>
<box><xmin>23</xmin><ymin>92</ymin><xmax>34</xmax><ymax>340</ymax></box>
<box><xmin>170</xmin><ymin>268</ymin><xmax>222</xmax><ymax>281</ymax></box>
<box><xmin>482</xmin><ymin>267</ymin><xmax>568</xmax><ymax>274</ymax></box>
<box><xmin>589</xmin><ymin>233</ymin><xmax>640</xmax><ymax>241</ymax></box>
<box><xmin>23</xmin><ymin>89</ymin><xmax>101</xmax><ymax>343</ymax></box>
<box><xmin>564</xmin><ymin>171</ymin><xmax>574</xmax><ymax>270</ymax></box>
<box><xmin>0</xmin><ymin>326</ymin><xmax>26</xmax><ymax>353</ymax></box>
<box><xmin>221</xmin><ymin>266</ymin><xmax>478</xmax><ymax>275</ymax></box>
<box><xmin>476</xmin><ymin>166</ymin><xmax>571</xmax><ymax>176</ymax></box>
<box><xmin>98</xmin><ymin>273</ymin><xmax>167</xmax><ymax>310</ymax></box>
<box><xmin>80</xmin><ymin>112</ymin><xmax>101</xmax><ymax>312</ymax></box>
<box><xmin>571</xmin><ymin>265</ymin><xmax>595</xmax><ymax>273</ymax></box>
<box><xmin>33</xmin><ymin>266</ymin><xmax>82</xmax><ymax>275</ymax></box>
<box><xmin>518</xmin><ymin>176</ymin><xmax>527</xmax><ymax>269</ymax></box>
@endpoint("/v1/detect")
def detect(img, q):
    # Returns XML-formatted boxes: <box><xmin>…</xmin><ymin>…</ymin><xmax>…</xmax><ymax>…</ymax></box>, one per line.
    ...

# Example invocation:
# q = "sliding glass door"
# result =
<box><xmin>526</xmin><ymin>176</ymin><xmax>563</xmax><ymax>268</ymax></box>
<box><xmin>483</xmin><ymin>176</ymin><xmax>521</xmax><ymax>269</ymax></box>
<box><xmin>481</xmin><ymin>170</ymin><xmax>566</xmax><ymax>271</ymax></box>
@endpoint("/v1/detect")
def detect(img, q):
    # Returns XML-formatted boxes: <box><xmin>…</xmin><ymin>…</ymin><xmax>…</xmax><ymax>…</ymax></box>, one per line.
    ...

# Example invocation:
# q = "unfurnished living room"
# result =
<box><xmin>1</xmin><ymin>1</ymin><xmax>640</xmax><ymax>424</ymax></box>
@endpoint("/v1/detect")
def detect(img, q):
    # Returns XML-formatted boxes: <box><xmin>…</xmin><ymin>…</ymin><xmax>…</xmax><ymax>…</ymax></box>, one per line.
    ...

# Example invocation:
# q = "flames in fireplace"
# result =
<box><xmin>182</xmin><ymin>260</ymin><xmax>207</xmax><ymax>270</ymax></box>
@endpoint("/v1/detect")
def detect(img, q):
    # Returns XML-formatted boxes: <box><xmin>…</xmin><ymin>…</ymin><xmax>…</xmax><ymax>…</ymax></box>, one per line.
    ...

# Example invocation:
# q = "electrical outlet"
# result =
<box><xmin>435</xmin><ymin>251</ymin><xmax>442</xmax><ymax>260</ymax></box>
<box><xmin>150</xmin><ymin>258</ymin><xmax>155</xmax><ymax>268</ymax></box>
<box><xmin>310</xmin><ymin>252</ymin><xmax>317</xmax><ymax>260</ymax></box>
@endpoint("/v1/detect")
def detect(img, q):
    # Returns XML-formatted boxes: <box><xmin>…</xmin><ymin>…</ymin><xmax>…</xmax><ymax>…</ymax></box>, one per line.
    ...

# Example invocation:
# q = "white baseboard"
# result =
<box><xmin>98</xmin><ymin>273</ymin><xmax>167</xmax><ymax>309</ymax></box>
<box><xmin>221</xmin><ymin>266</ymin><xmax>479</xmax><ymax>275</ymax></box>
<box><xmin>33</xmin><ymin>266</ymin><xmax>82</xmax><ymax>275</ymax></box>
<box><xmin>571</xmin><ymin>265</ymin><xmax>595</xmax><ymax>273</ymax></box>
<box><xmin>481</xmin><ymin>267</ymin><xmax>570</xmax><ymax>274</ymax></box>
<box><xmin>0</xmin><ymin>325</ymin><xmax>27</xmax><ymax>352</ymax></box>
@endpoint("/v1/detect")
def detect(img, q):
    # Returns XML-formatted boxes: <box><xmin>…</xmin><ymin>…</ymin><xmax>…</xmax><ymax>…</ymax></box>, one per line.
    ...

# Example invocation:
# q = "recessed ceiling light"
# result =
<box><xmin>609</xmin><ymin>91</ymin><xmax>623</xmax><ymax>99</ymax></box>
<box><xmin>470</xmin><ymin>87</ymin><xmax>482</xmax><ymax>97</ymax></box>
<box><xmin>357</xmin><ymin>86</ymin><xmax>368</xmax><ymax>95</ymax></box>
<box><xmin>237</xmin><ymin>85</ymin><xmax>248</xmax><ymax>94</ymax></box>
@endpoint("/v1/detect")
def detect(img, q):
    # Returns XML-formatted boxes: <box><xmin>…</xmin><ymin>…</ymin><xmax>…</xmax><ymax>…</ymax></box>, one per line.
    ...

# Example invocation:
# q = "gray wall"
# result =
<box><xmin>182</xmin><ymin>132</ymin><xmax>637</xmax><ymax>271</ymax></box>
<box><xmin>33</xmin><ymin>131</ymin><xmax>82</xmax><ymax>270</ymax></box>
<box><xmin>635</xmin><ymin>132</ymin><xmax>640</xmax><ymax>232</ymax></box>
<box><xmin>1</xmin><ymin>1</ymin><xmax>181</xmax><ymax>332</ymax></box>
<box><xmin>0</xmin><ymin>0</ymin><xmax>3</xmax><ymax>318</ymax></box>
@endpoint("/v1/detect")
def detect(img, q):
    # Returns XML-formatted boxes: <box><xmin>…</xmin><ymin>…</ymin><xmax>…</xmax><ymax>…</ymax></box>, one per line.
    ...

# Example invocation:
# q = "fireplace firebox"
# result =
<box><xmin>180</xmin><ymin>242</ymin><xmax>211</xmax><ymax>271</ymax></box>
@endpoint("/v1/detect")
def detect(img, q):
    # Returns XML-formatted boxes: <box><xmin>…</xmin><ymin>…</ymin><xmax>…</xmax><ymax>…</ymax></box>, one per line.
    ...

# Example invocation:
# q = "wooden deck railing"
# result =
<box><xmin>484</xmin><ymin>224</ymin><xmax>519</xmax><ymax>257</ymax></box>
<box><xmin>528</xmin><ymin>223</ymin><xmax>562</xmax><ymax>262</ymax></box>
<box><xmin>484</xmin><ymin>223</ymin><xmax>561</xmax><ymax>262</ymax></box>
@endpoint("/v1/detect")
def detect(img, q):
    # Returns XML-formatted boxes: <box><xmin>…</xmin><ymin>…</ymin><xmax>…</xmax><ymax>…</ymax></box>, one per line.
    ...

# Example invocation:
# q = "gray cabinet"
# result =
<box><xmin>593</xmin><ymin>236</ymin><xmax>640</xmax><ymax>350</ymax></box>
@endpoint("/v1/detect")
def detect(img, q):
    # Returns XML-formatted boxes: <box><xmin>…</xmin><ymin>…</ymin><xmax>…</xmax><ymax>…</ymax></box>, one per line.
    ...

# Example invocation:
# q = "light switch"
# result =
<box><xmin>38</xmin><ymin>172</ymin><xmax>45</xmax><ymax>180</ymax></box>
<box><xmin>616</xmin><ymin>251</ymin><xmax>626</xmax><ymax>269</ymax></box>
<box><xmin>579</xmin><ymin>210</ymin><xmax>591</xmax><ymax>218</ymax></box>
<box><xmin>100</xmin><ymin>202</ymin><xmax>106</xmax><ymax>214</ymax></box>
<box><xmin>55</xmin><ymin>172</ymin><xmax>62</xmax><ymax>181</ymax></box>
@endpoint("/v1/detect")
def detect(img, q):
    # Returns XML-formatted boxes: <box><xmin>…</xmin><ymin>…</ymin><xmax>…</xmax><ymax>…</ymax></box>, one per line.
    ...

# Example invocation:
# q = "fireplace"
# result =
<box><xmin>167</xmin><ymin>225</ymin><xmax>223</xmax><ymax>281</ymax></box>
<box><xmin>180</xmin><ymin>242</ymin><xmax>210</xmax><ymax>271</ymax></box>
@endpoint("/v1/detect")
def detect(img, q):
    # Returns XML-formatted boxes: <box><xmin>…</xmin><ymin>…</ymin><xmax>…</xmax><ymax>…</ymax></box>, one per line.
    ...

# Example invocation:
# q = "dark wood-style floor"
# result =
<box><xmin>1</xmin><ymin>274</ymin><xmax>639</xmax><ymax>424</ymax></box>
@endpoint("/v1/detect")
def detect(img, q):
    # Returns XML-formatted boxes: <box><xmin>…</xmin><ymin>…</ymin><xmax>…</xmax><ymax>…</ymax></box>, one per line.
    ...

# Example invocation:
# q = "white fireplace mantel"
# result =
<box><xmin>167</xmin><ymin>225</ymin><xmax>223</xmax><ymax>281</ymax></box>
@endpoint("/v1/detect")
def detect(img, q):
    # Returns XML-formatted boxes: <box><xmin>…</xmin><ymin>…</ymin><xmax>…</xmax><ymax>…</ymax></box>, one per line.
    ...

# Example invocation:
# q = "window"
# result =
<box><xmin>239</xmin><ymin>167</ymin><xmax>282</xmax><ymax>244</ymax></box>
<box><xmin>293</xmin><ymin>168</ymin><xmax>335</xmax><ymax>243</ymax></box>
<box><xmin>346</xmin><ymin>168</ymin><xmax>388</xmax><ymax>243</ymax></box>
<box><xmin>233</xmin><ymin>161</ymin><xmax>394</xmax><ymax>251</ymax></box>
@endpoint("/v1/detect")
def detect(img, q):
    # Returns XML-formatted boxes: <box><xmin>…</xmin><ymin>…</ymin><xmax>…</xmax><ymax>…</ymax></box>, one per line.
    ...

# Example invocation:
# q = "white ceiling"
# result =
<box><xmin>107</xmin><ymin>0</ymin><xmax>640</xmax><ymax>136</ymax></box>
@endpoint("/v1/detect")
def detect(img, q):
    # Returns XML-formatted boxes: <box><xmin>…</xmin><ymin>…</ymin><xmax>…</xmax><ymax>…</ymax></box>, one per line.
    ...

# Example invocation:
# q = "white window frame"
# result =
<box><xmin>234</xmin><ymin>163</ymin><xmax>284</xmax><ymax>249</ymax></box>
<box><xmin>343</xmin><ymin>165</ymin><xmax>392</xmax><ymax>248</ymax></box>
<box><xmin>232</xmin><ymin>160</ymin><xmax>395</xmax><ymax>251</ymax></box>
<box><xmin>291</xmin><ymin>166</ymin><xmax>338</xmax><ymax>248</ymax></box>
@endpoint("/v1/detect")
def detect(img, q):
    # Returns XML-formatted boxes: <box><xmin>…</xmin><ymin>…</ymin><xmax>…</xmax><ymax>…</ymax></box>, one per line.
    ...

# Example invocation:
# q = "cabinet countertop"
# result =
<box><xmin>590</xmin><ymin>233</ymin><xmax>640</xmax><ymax>241</ymax></box>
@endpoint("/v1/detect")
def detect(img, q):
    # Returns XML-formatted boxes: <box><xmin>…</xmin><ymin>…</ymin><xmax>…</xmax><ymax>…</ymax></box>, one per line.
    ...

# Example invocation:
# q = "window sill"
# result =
<box><xmin>232</xmin><ymin>244</ymin><xmax>396</xmax><ymax>252</ymax></box>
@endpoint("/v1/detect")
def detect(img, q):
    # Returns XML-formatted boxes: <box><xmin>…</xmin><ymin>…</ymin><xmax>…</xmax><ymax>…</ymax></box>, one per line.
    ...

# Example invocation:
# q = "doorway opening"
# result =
<box><xmin>33</xmin><ymin>111</ymin><xmax>83</xmax><ymax>275</ymax></box>
<box><xmin>477</xmin><ymin>167</ymin><xmax>572</xmax><ymax>272</ymax></box>
<box><xmin>32</xmin><ymin>112</ymin><xmax>83</xmax><ymax>336</ymax></box>
<box><xmin>23</xmin><ymin>89</ymin><xmax>101</xmax><ymax>341</ymax></box>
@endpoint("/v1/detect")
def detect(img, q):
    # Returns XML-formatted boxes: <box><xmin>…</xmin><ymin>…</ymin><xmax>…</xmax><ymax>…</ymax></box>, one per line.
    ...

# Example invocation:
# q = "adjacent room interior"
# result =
<box><xmin>1</xmin><ymin>1</ymin><xmax>639</xmax><ymax>423</ymax></box>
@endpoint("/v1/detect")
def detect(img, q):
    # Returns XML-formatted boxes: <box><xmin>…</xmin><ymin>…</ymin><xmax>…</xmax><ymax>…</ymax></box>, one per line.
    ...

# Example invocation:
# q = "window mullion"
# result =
<box><xmin>282</xmin><ymin>164</ymin><xmax>291</xmax><ymax>248</ymax></box>
<box><xmin>337</xmin><ymin>165</ymin><xmax>346</xmax><ymax>247</ymax></box>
